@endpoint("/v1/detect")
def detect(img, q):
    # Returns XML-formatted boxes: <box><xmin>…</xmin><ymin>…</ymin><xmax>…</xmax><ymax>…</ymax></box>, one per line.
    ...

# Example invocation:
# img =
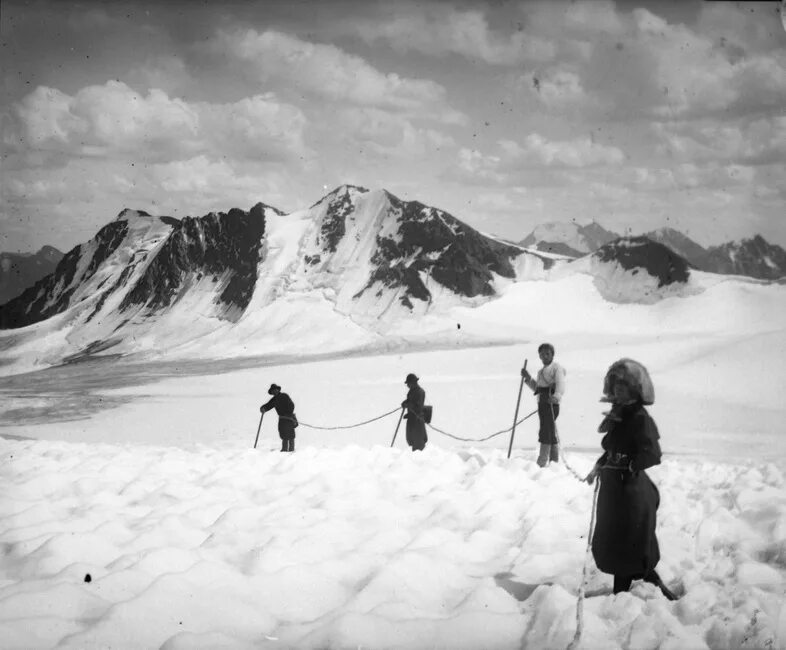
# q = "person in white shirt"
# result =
<box><xmin>521</xmin><ymin>343</ymin><xmax>566</xmax><ymax>467</ymax></box>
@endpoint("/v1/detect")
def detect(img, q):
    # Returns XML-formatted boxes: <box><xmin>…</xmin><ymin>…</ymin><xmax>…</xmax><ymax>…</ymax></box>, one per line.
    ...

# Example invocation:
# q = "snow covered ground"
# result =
<box><xmin>1</xmin><ymin>271</ymin><xmax>785</xmax><ymax>649</ymax></box>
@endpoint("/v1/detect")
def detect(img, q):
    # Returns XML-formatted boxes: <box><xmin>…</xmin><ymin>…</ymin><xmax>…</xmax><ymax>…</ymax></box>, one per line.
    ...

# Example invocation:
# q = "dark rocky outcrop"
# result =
<box><xmin>119</xmin><ymin>203</ymin><xmax>268</xmax><ymax>315</ymax></box>
<box><xmin>0</xmin><ymin>221</ymin><xmax>129</xmax><ymax>329</ymax></box>
<box><xmin>595</xmin><ymin>236</ymin><xmax>691</xmax><ymax>287</ymax></box>
<box><xmin>702</xmin><ymin>236</ymin><xmax>786</xmax><ymax>280</ymax></box>
<box><xmin>314</xmin><ymin>185</ymin><xmax>368</xmax><ymax>256</ymax></box>
<box><xmin>360</xmin><ymin>193</ymin><xmax>523</xmax><ymax>307</ymax></box>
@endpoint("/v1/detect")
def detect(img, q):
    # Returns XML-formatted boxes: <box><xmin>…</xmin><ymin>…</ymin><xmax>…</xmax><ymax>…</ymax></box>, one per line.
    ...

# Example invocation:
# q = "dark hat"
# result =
<box><xmin>405</xmin><ymin>373</ymin><xmax>419</xmax><ymax>384</ymax></box>
<box><xmin>267</xmin><ymin>383</ymin><xmax>281</xmax><ymax>395</ymax></box>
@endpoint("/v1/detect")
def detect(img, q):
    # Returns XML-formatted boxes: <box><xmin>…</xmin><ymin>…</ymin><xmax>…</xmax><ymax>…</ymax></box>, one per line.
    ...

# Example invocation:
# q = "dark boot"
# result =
<box><xmin>644</xmin><ymin>569</ymin><xmax>678</xmax><ymax>601</ymax></box>
<box><xmin>280</xmin><ymin>439</ymin><xmax>287</xmax><ymax>452</ymax></box>
<box><xmin>288</xmin><ymin>439</ymin><xmax>295</xmax><ymax>452</ymax></box>
<box><xmin>613</xmin><ymin>574</ymin><xmax>633</xmax><ymax>594</ymax></box>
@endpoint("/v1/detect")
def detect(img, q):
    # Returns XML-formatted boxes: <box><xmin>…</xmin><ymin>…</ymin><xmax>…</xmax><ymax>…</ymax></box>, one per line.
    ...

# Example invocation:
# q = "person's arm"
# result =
<box><xmin>551</xmin><ymin>364</ymin><xmax>566</xmax><ymax>403</ymax></box>
<box><xmin>586</xmin><ymin>451</ymin><xmax>608</xmax><ymax>483</ymax></box>
<box><xmin>260</xmin><ymin>396</ymin><xmax>276</xmax><ymax>413</ymax></box>
<box><xmin>521</xmin><ymin>367</ymin><xmax>537</xmax><ymax>392</ymax></box>
<box><xmin>629</xmin><ymin>411</ymin><xmax>662</xmax><ymax>471</ymax></box>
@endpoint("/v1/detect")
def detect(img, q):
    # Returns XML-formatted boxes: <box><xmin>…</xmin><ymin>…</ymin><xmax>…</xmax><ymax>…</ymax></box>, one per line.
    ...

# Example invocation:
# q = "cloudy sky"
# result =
<box><xmin>2</xmin><ymin>0</ymin><xmax>785</xmax><ymax>253</ymax></box>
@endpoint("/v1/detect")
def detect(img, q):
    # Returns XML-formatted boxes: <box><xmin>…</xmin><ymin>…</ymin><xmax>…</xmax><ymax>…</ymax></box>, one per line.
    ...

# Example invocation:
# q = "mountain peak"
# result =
<box><xmin>520</xmin><ymin>221</ymin><xmax>618</xmax><ymax>256</ymax></box>
<box><xmin>311</xmin><ymin>184</ymin><xmax>369</xmax><ymax>209</ymax></box>
<box><xmin>116</xmin><ymin>208</ymin><xmax>153</xmax><ymax>222</ymax></box>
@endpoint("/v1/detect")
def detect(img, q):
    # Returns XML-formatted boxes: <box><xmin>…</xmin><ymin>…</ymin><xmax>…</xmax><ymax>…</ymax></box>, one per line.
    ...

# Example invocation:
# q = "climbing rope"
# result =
<box><xmin>279</xmin><ymin>406</ymin><xmax>540</xmax><ymax>443</ymax></box>
<box><xmin>567</xmin><ymin>477</ymin><xmax>601</xmax><ymax>650</ymax></box>
<box><xmin>278</xmin><ymin>407</ymin><xmax>401</xmax><ymax>430</ymax></box>
<box><xmin>422</xmin><ymin>408</ymin><xmax>538</xmax><ymax>442</ymax></box>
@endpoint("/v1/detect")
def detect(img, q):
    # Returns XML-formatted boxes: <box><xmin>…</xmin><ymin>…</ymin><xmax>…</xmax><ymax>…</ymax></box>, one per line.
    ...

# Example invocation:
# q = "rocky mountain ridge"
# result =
<box><xmin>521</xmin><ymin>222</ymin><xmax>786</xmax><ymax>280</ymax></box>
<box><xmin>0</xmin><ymin>245</ymin><xmax>63</xmax><ymax>305</ymax></box>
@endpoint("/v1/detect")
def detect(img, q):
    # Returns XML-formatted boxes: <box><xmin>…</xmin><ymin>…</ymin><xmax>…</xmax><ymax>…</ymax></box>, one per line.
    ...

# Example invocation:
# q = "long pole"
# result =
<box><xmin>253</xmin><ymin>412</ymin><xmax>264</xmax><ymax>449</ymax></box>
<box><xmin>507</xmin><ymin>359</ymin><xmax>527</xmax><ymax>459</ymax></box>
<box><xmin>390</xmin><ymin>408</ymin><xmax>405</xmax><ymax>447</ymax></box>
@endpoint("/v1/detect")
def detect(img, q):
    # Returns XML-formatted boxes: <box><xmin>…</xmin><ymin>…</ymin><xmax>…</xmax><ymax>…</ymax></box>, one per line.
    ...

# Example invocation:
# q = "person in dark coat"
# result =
<box><xmin>521</xmin><ymin>343</ymin><xmax>566</xmax><ymax>466</ymax></box>
<box><xmin>260</xmin><ymin>384</ymin><xmax>297</xmax><ymax>452</ymax></box>
<box><xmin>402</xmin><ymin>373</ymin><xmax>427</xmax><ymax>451</ymax></box>
<box><xmin>585</xmin><ymin>359</ymin><xmax>677</xmax><ymax>600</ymax></box>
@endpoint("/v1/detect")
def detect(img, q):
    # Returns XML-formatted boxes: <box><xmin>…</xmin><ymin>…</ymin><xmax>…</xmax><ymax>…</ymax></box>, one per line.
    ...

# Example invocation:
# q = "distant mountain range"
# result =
<box><xmin>520</xmin><ymin>222</ymin><xmax>786</xmax><ymax>280</ymax></box>
<box><xmin>0</xmin><ymin>186</ymin><xmax>777</xmax><ymax>368</ymax></box>
<box><xmin>0</xmin><ymin>246</ymin><xmax>63</xmax><ymax>305</ymax></box>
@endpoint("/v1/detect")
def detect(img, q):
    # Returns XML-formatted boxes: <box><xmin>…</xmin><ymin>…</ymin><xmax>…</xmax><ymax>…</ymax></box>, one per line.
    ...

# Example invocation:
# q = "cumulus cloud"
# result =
<box><xmin>447</xmin><ymin>133</ymin><xmax>624</xmax><ymax>188</ymax></box>
<box><xmin>213</xmin><ymin>28</ymin><xmax>465</xmax><ymax>124</ymax></box>
<box><xmin>9</xmin><ymin>81</ymin><xmax>311</xmax><ymax>163</ymax></box>
<box><xmin>522</xmin><ymin>3</ymin><xmax>786</xmax><ymax>120</ymax></box>
<box><xmin>654</xmin><ymin>116</ymin><xmax>786</xmax><ymax>165</ymax></box>
<box><xmin>453</xmin><ymin>148</ymin><xmax>507</xmax><ymax>185</ymax></box>
<box><xmin>501</xmin><ymin>134</ymin><xmax>625</xmax><ymax>168</ymax></box>
<box><xmin>334</xmin><ymin>108</ymin><xmax>456</xmax><ymax>158</ymax></box>
<box><xmin>350</xmin><ymin>5</ymin><xmax>555</xmax><ymax>65</ymax></box>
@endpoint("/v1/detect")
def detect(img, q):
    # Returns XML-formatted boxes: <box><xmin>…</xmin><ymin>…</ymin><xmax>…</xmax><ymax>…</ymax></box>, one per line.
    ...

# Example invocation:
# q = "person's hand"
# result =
<box><xmin>585</xmin><ymin>467</ymin><xmax>599</xmax><ymax>484</ymax></box>
<box><xmin>521</xmin><ymin>368</ymin><xmax>531</xmax><ymax>381</ymax></box>
<box><xmin>548</xmin><ymin>396</ymin><xmax>559</xmax><ymax>405</ymax></box>
<box><xmin>401</xmin><ymin>400</ymin><xmax>407</xmax><ymax>408</ymax></box>
<box><xmin>259</xmin><ymin>406</ymin><xmax>264</xmax><ymax>413</ymax></box>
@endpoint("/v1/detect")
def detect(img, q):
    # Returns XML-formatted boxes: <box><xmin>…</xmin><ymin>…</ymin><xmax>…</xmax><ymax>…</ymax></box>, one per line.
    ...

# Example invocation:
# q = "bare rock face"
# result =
<box><xmin>119</xmin><ymin>204</ymin><xmax>269</xmax><ymax>315</ymax></box>
<box><xmin>594</xmin><ymin>236</ymin><xmax>691</xmax><ymax>287</ymax></box>
<box><xmin>0</xmin><ymin>220</ymin><xmax>129</xmax><ymax>328</ymax></box>
<box><xmin>702</xmin><ymin>236</ymin><xmax>786</xmax><ymax>281</ymax></box>
<box><xmin>361</xmin><ymin>192</ymin><xmax>522</xmax><ymax>309</ymax></box>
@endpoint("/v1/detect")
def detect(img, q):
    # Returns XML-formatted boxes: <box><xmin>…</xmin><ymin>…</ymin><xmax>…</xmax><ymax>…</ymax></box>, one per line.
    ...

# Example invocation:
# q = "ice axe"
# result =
<box><xmin>507</xmin><ymin>359</ymin><xmax>527</xmax><ymax>459</ymax></box>
<box><xmin>390</xmin><ymin>407</ymin><xmax>405</xmax><ymax>447</ymax></box>
<box><xmin>253</xmin><ymin>410</ymin><xmax>264</xmax><ymax>449</ymax></box>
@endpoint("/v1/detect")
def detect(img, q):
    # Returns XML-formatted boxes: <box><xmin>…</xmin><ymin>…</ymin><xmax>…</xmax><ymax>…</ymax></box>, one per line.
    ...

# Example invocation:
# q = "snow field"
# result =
<box><xmin>1</xmin><ymin>439</ymin><xmax>784</xmax><ymax>649</ymax></box>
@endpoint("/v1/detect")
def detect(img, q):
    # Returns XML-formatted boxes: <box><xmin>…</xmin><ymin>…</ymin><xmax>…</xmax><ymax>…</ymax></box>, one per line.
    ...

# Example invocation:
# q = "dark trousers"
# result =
<box><xmin>280</xmin><ymin>438</ymin><xmax>294</xmax><ymax>452</ymax></box>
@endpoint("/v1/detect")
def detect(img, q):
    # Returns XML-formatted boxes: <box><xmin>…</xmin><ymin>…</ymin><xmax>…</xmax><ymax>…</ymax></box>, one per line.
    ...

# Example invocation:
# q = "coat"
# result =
<box><xmin>591</xmin><ymin>401</ymin><xmax>662</xmax><ymax>576</ymax></box>
<box><xmin>402</xmin><ymin>384</ymin><xmax>427</xmax><ymax>450</ymax></box>
<box><xmin>262</xmin><ymin>392</ymin><xmax>297</xmax><ymax>439</ymax></box>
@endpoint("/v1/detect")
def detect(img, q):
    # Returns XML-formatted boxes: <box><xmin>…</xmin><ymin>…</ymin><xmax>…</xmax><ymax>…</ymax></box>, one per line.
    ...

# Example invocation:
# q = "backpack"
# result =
<box><xmin>423</xmin><ymin>405</ymin><xmax>433</xmax><ymax>424</ymax></box>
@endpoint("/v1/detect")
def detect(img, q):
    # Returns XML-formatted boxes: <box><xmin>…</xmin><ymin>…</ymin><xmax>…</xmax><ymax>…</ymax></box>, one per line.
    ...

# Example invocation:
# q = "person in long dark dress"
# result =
<box><xmin>585</xmin><ymin>359</ymin><xmax>677</xmax><ymax>600</ymax></box>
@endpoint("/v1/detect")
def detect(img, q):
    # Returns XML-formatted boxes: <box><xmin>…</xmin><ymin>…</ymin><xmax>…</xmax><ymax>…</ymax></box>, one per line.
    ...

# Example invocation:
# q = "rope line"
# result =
<box><xmin>550</xmin><ymin>400</ymin><xmax>586</xmax><ymax>483</ymax></box>
<box><xmin>277</xmin><ymin>407</ymin><xmax>401</xmax><ymax>430</ymax></box>
<box><xmin>567</xmin><ymin>477</ymin><xmax>601</xmax><ymax>650</ymax></box>
<box><xmin>421</xmin><ymin>409</ymin><xmax>539</xmax><ymax>442</ymax></box>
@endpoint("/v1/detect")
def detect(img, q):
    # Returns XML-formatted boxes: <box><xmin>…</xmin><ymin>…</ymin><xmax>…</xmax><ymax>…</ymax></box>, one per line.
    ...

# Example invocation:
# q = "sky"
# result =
<box><xmin>1</xmin><ymin>0</ymin><xmax>785</xmax><ymax>254</ymax></box>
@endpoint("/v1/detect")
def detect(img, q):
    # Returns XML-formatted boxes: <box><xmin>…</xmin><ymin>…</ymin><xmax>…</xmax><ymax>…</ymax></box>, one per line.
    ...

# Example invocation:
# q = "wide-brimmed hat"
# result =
<box><xmin>267</xmin><ymin>383</ymin><xmax>281</xmax><ymax>395</ymax></box>
<box><xmin>405</xmin><ymin>373</ymin><xmax>419</xmax><ymax>384</ymax></box>
<box><xmin>601</xmin><ymin>359</ymin><xmax>654</xmax><ymax>405</ymax></box>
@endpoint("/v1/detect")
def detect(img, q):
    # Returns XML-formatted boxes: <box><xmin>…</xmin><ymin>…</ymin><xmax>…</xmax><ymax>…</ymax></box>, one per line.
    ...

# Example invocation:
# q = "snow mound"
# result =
<box><xmin>1</xmin><ymin>439</ymin><xmax>784</xmax><ymax>649</ymax></box>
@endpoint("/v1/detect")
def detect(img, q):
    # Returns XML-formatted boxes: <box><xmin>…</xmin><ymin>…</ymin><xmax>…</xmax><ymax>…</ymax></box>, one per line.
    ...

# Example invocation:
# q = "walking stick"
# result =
<box><xmin>253</xmin><ymin>411</ymin><xmax>264</xmax><ymax>449</ymax></box>
<box><xmin>507</xmin><ymin>359</ymin><xmax>527</xmax><ymax>459</ymax></box>
<box><xmin>390</xmin><ymin>408</ymin><xmax>405</xmax><ymax>447</ymax></box>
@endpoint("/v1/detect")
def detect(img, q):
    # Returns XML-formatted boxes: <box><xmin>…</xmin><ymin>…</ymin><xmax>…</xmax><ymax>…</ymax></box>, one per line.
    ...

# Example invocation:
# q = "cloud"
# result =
<box><xmin>350</xmin><ymin>5</ymin><xmax>555</xmax><ymax>65</ymax></box>
<box><xmin>334</xmin><ymin>108</ymin><xmax>456</xmax><ymax>158</ymax></box>
<box><xmin>9</xmin><ymin>81</ymin><xmax>311</xmax><ymax>163</ymax></box>
<box><xmin>453</xmin><ymin>148</ymin><xmax>507</xmax><ymax>185</ymax></box>
<box><xmin>521</xmin><ymin>4</ymin><xmax>786</xmax><ymax>120</ymax></box>
<box><xmin>529</xmin><ymin>68</ymin><xmax>599</xmax><ymax>112</ymax></box>
<box><xmin>447</xmin><ymin>133</ymin><xmax>624</xmax><ymax>189</ymax></box>
<box><xmin>501</xmin><ymin>134</ymin><xmax>625</xmax><ymax>168</ymax></box>
<box><xmin>213</xmin><ymin>28</ymin><xmax>465</xmax><ymax>124</ymax></box>
<box><xmin>654</xmin><ymin>116</ymin><xmax>786</xmax><ymax>165</ymax></box>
